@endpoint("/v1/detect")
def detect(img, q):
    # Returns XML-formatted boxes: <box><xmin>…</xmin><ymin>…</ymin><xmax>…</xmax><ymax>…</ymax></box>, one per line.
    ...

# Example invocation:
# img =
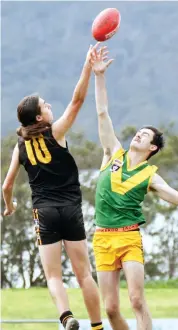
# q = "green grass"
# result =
<box><xmin>119</xmin><ymin>279</ymin><xmax>178</xmax><ymax>288</ymax></box>
<box><xmin>2</xmin><ymin>287</ymin><xmax>178</xmax><ymax>330</ymax></box>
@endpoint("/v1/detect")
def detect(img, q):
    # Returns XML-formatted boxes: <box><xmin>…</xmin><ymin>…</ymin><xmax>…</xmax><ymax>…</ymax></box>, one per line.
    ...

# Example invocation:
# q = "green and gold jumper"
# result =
<box><xmin>95</xmin><ymin>148</ymin><xmax>157</xmax><ymax>228</ymax></box>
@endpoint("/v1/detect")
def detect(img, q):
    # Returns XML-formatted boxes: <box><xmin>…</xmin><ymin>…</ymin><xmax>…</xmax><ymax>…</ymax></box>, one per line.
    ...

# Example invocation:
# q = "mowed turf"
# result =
<box><xmin>2</xmin><ymin>288</ymin><xmax>178</xmax><ymax>330</ymax></box>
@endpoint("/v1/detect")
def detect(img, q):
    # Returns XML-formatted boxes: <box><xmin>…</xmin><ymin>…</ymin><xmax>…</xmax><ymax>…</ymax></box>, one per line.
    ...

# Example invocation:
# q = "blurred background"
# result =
<box><xmin>1</xmin><ymin>0</ymin><xmax>178</xmax><ymax>328</ymax></box>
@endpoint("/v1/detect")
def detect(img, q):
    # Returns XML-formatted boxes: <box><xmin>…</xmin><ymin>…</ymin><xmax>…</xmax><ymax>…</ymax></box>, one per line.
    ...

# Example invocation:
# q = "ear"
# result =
<box><xmin>150</xmin><ymin>144</ymin><xmax>158</xmax><ymax>152</ymax></box>
<box><xmin>36</xmin><ymin>115</ymin><xmax>43</xmax><ymax>122</ymax></box>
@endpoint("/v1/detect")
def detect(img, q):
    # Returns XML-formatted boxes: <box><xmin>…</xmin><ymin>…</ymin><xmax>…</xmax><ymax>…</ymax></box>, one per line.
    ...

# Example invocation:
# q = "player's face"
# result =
<box><xmin>130</xmin><ymin>128</ymin><xmax>157</xmax><ymax>153</ymax></box>
<box><xmin>37</xmin><ymin>98</ymin><xmax>53</xmax><ymax>123</ymax></box>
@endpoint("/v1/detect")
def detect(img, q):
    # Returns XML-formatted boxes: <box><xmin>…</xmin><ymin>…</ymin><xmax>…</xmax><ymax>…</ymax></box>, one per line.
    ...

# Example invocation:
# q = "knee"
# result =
<box><xmin>47</xmin><ymin>275</ymin><xmax>63</xmax><ymax>289</ymax></box>
<box><xmin>130</xmin><ymin>293</ymin><xmax>143</xmax><ymax>311</ymax></box>
<box><xmin>105</xmin><ymin>303</ymin><xmax>119</xmax><ymax>319</ymax></box>
<box><xmin>45</xmin><ymin>268</ymin><xmax>62</xmax><ymax>282</ymax></box>
<box><xmin>76</xmin><ymin>270</ymin><xmax>92</xmax><ymax>288</ymax></box>
<box><xmin>47</xmin><ymin>276</ymin><xmax>64</xmax><ymax>298</ymax></box>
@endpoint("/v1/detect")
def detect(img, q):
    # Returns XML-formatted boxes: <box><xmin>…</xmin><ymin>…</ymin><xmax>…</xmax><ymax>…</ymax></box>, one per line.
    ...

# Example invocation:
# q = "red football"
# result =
<box><xmin>92</xmin><ymin>8</ymin><xmax>121</xmax><ymax>42</ymax></box>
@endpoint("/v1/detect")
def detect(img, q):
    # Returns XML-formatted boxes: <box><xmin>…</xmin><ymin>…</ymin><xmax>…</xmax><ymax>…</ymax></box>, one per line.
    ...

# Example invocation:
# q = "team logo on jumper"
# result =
<box><xmin>110</xmin><ymin>159</ymin><xmax>123</xmax><ymax>172</ymax></box>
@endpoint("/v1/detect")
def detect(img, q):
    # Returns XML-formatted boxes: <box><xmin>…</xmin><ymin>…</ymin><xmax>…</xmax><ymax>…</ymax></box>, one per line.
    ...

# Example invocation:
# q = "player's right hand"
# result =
<box><xmin>85</xmin><ymin>42</ymin><xmax>101</xmax><ymax>66</ymax></box>
<box><xmin>4</xmin><ymin>202</ymin><xmax>17</xmax><ymax>216</ymax></box>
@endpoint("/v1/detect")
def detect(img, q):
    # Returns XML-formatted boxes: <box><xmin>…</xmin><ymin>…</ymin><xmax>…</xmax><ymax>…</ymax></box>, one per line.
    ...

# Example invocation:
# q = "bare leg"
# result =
<box><xmin>123</xmin><ymin>261</ymin><xmax>152</xmax><ymax>330</ymax></box>
<box><xmin>39</xmin><ymin>241</ymin><xmax>70</xmax><ymax>314</ymax></box>
<box><xmin>64</xmin><ymin>239</ymin><xmax>102</xmax><ymax>324</ymax></box>
<box><xmin>97</xmin><ymin>271</ymin><xmax>129</xmax><ymax>330</ymax></box>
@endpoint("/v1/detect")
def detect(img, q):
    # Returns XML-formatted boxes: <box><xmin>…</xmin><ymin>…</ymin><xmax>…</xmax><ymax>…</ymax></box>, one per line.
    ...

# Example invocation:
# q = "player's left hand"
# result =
<box><xmin>90</xmin><ymin>45</ymin><xmax>114</xmax><ymax>75</ymax></box>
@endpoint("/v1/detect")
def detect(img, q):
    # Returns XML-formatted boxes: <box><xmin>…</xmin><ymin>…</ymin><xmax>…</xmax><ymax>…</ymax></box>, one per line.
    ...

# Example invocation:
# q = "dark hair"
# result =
<box><xmin>141</xmin><ymin>125</ymin><xmax>165</xmax><ymax>159</ymax></box>
<box><xmin>16</xmin><ymin>94</ymin><xmax>51</xmax><ymax>139</ymax></box>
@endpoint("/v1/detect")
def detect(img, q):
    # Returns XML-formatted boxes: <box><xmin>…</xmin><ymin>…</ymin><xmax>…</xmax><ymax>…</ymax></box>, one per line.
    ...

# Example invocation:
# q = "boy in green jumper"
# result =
<box><xmin>90</xmin><ymin>46</ymin><xmax>178</xmax><ymax>330</ymax></box>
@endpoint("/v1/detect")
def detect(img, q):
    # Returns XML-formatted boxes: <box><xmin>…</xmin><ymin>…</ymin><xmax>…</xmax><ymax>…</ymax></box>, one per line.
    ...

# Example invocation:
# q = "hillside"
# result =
<box><xmin>2</xmin><ymin>1</ymin><xmax>178</xmax><ymax>140</ymax></box>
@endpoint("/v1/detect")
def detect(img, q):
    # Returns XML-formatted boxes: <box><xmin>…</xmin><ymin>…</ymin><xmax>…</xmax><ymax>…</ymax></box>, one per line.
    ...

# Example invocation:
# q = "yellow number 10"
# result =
<box><xmin>25</xmin><ymin>135</ymin><xmax>52</xmax><ymax>165</ymax></box>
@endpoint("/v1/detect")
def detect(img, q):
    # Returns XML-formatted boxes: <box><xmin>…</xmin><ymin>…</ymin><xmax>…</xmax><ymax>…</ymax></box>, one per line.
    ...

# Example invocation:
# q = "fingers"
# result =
<box><xmin>102</xmin><ymin>56</ymin><xmax>108</xmax><ymax>61</ymax></box>
<box><xmin>103</xmin><ymin>51</ymin><xmax>109</xmax><ymax>56</ymax></box>
<box><xmin>91</xmin><ymin>47</ymin><xmax>108</xmax><ymax>61</ymax></box>
<box><xmin>89</xmin><ymin>42</ymin><xmax>114</xmax><ymax>71</ymax></box>
<box><xmin>93</xmin><ymin>48</ymin><xmax>98</xmax><ymax>58</ymax></box>
<box><xmin>92</xmin><ymin>42</ymin><xmax>101</xmax><ymax>50</ymax></box>
<box><xmin>90</xmin><ymin>51</ymin><xmax>96</xmax><ymax>64</ymax></box>
<box><xmin>4</xmin><ymin>210</ymin><xmax>11</xmax><ymax>216</ymax></box>
<box><xmin>101</xmin><ymin>51</ymin><xmax>109</xmax><ymax>61</ymax></box>
<box><xmin>97</xmin><ymin>46</ymin><xmax>107</xmax><ymax>59</ymax></box>
<box><xmin>89</xmin><ymin>43</ymin><xmax>108</xmax><ymax>54</ymax></box>
<box><xmin>4</xmin><ymin>203</ymin><xmax>17</xmax><ymax>216</ymax></box>
<box><xmin>4</xmin><ymin>211</ymin><xmax>15</xmax><ymax>216</ymax></box>
<box><xmin>89</xmin><ymin>42</ymin><xmax>101</xmax><ymax>56</ymax></box>
<box><xmin>105</xmin><ymin>59</ymin><xmax>114</xmax><ymax>67</ymax></box>
<box><xmin>100</xmin><ymin>46</ymin><xmax>108</xmax><ymax>57</ymax></box>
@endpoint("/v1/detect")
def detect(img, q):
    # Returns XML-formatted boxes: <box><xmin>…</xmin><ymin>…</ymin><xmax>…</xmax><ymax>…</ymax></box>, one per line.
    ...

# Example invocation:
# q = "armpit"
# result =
<box><xmin>104</xmin><ymin>147</ymin><xmax>112</xmax><ymax>157</ymax></box>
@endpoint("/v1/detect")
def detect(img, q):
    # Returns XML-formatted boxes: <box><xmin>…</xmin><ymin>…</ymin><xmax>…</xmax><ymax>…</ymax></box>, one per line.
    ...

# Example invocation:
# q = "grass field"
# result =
<box><xmin>2</xmin><ymin>287</ymin><xmax>178</xmax><ymax>330</ymax></box>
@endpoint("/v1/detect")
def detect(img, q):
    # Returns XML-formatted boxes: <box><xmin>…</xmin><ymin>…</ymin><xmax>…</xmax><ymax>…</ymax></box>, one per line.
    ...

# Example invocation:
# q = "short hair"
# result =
<box><xmin>141</xmin><ymin>125</ymin><xmax>165</xmax><ymax>159</ymax></box>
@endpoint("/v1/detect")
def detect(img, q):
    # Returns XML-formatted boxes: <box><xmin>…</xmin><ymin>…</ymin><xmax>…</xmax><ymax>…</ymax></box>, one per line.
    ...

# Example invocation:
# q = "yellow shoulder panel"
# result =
<box><xmin>100</xmin><ymin>148</ymin><xmax>125</xmax><ymax>172</ymax></box>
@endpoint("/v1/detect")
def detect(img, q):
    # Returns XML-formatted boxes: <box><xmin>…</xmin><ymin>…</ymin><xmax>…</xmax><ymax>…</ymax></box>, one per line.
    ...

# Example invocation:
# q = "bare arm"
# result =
<box><xmin>95</xmin><ymin>73</ymin><xmax>122</xmax><ymax>156</ymax></box>
<box><xmin>52</xmin><ymin>43</ymin><xmax>99</xmax><ymax>142</ymax></box>
<box><xmin>91</xmin><ymin>46</ymin><xmax>122</xmax><ymax>157</ymax></box>
<box><xmin>2</xmin><ymin>144</ymin><xmax>20</xmax><ymax>215</ymax></box>
<box><xmin>150</xmin><ymin>173</ymin><xmax>178</xmax><ymax>205</ymax></box>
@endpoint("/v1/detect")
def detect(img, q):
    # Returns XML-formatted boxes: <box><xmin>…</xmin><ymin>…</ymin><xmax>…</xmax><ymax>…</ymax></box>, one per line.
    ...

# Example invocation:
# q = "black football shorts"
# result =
<box><xmin>33</xmin><ymin>204</ymin><xmax>86</xmax><ymax>245</ymax></box>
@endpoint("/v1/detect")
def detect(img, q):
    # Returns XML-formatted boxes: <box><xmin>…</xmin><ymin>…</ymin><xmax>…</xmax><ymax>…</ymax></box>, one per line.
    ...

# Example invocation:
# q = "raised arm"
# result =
<box><xmin>150</xmin><ymin>173</ymin><xmax>178</xmax><ymax>205</ymax></box>
<box><xmin>91</xmin><ymin>46</ymin><xmax>122</xmax><ymax>158</ymax></box>
<box><xmin>2</xmin><ymin>144</ymin><xmax>20</xmax><ymax>215</ymax></box>
<box><xmin>52</xmin><ymin>43</ymin><xmax>100</xmax><ymax>142</ymax></box>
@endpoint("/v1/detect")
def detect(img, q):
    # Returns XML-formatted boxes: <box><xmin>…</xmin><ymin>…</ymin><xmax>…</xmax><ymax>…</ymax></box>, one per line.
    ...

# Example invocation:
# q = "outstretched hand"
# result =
<box><xmin>90</xmin><ymin>45</ymin><xmax>114</xmax><ymax>75</ymax></box>
<box><xmin>85</xmin><ymin>42</ymin><xmax>101</xmax><ymax>65</ymax></box>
